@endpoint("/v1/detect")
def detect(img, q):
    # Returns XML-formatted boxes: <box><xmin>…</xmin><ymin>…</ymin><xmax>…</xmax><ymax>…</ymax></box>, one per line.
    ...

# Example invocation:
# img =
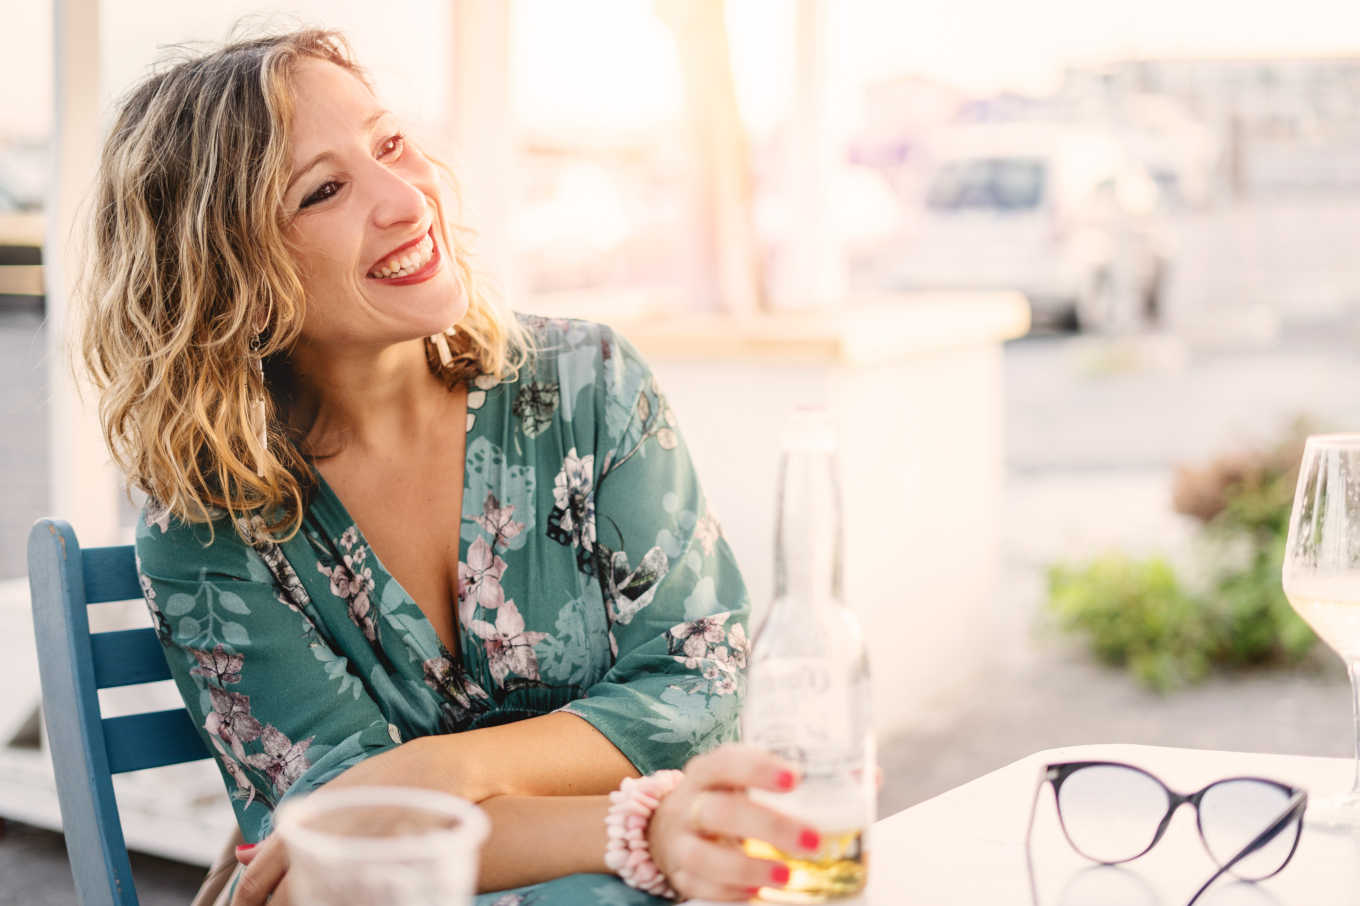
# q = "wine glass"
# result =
<box><xmin>275</xmin><ymin>785</ymin><xmax>489</xmax><ymax>905</ymax></box>
<box><xmin>1282</xmin><ymin>434</ymin><xmax>1360</xmax><ymax>829</ymax></box>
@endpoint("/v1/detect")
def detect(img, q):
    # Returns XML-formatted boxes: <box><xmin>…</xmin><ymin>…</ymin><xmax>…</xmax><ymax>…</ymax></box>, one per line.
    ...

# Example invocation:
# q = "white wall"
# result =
<box><xmin>648</xmin><ymin>338</ymin><xmax>1008</xmax><ymax>736</ymax></box>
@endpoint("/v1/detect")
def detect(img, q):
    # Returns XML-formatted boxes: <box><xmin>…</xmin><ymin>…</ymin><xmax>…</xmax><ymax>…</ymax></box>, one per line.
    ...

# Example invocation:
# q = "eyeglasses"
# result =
<box><xmin>1025</xmin><ymin>761</ymin><xmax>1307</xmax><ymax>906</ymax></box>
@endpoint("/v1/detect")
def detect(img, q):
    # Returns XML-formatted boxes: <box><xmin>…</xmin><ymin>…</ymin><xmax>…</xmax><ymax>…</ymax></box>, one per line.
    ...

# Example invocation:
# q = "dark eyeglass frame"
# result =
<box><xmin>1025</xmin><ymin>760</ymin><xmax>1308</xmax><ymax>906</ymax></box>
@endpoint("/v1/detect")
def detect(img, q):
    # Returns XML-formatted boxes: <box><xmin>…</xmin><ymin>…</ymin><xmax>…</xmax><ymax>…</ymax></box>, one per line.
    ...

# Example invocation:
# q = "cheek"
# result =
<box><xmin>290</xmin><ymin>223</ymin><xmax>356</xmax><ymax>284</ymax></box>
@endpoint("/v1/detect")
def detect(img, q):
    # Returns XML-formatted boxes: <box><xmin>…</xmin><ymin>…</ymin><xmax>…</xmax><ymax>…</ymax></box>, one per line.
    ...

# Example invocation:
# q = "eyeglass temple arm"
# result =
<box><xmin>1024</xmin><ymin>766</ymin><xmax>1053</xmax><ymax>906</ymax></box>
<box><xmin>1184</xmin><ymin>790</ymin><xmax>1307</xmax><ymax>906</ymax></box>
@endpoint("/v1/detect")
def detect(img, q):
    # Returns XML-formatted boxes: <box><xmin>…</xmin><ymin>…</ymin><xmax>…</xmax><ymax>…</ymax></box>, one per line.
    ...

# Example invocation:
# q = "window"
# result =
<box><xmin>925</xmin><ymin>158</ymin><xmax>1048</xmax><ymax>211</ymax></box>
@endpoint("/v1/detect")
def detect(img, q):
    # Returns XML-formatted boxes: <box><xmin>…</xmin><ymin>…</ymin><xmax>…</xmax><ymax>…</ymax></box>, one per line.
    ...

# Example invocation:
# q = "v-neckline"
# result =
<box><xmin>307</xmin><ymin>391</ymin><xmax>485</xmax><ymax>669</ymax></box>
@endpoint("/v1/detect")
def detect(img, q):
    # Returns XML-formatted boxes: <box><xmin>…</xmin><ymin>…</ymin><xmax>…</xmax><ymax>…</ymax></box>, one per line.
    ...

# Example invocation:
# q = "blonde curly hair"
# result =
<box><xmin>80</xmin><ymin>28</ymin><xmax>528</xmax><ymax>542</ymax></box>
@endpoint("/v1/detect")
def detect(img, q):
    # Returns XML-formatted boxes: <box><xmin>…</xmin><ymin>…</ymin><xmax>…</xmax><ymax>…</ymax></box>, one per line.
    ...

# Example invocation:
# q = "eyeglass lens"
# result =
<box><xmin>1056</xmin><ymin>765</ymin><xmax>1170</xmax><ymax>863</ymax></box>
<box><xmin>1197</xmin><ymin>779</ymin><xmax>1301</xmax><ymax>880</ymax></box>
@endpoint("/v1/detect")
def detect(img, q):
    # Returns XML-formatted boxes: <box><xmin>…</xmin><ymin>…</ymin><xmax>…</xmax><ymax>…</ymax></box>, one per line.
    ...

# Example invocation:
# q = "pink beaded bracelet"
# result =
<box><xmin>604</xmin><ymin>769</ymin><xmax>685</xmax><ymax>899</ymax></box>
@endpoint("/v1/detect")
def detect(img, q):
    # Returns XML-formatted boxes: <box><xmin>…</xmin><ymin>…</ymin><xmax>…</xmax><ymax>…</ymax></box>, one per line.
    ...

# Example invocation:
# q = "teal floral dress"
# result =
<box><xmin>135</xmin><ymin>316</ymin><xmax>750</xmax><ymax>905</ymax></box>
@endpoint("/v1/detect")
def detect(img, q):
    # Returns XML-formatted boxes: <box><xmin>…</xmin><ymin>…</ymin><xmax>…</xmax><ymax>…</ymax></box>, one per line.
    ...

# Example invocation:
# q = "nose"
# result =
<box><xmin>366</xmin><ymin>160</ymin><xmax>429</xmax><ymax>231</ymax></box>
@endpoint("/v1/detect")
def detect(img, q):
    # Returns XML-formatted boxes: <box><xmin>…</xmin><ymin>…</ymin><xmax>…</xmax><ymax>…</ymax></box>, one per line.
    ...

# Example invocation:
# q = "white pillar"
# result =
<box><xmin>768</xmin><ymin>0</ymin><xmax>848</xmax><ymax>310</ymax></box>
<box><xmin>47</xmin><ymin>0</ymin><xmax>121</xmax><ymax>544</ymax></box>
<box><xmin>656</xmin><ymin>0</ymin><xmax>763</xmax><ymax>315</ymax></box>
<box><xmin>444</xmin><ymin>0</ymin><xmax>517</xmax><ymax>306</ymax></box>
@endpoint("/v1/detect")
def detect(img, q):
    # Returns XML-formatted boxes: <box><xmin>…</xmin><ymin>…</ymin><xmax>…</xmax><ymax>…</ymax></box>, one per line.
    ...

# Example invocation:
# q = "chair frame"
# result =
<box><xmin>27</xmin><ymin>518</ymin><xmax>211</xmax><ymax>906</ymax></box>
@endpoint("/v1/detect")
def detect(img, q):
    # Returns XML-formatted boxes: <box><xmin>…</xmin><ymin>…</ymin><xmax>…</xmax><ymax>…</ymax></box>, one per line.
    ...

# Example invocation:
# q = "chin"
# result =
<box><xmin>379</xmin><ymin>274</ymin><xmax>470</xmax><ymax>336</ymax></box>
<box><xmin>426</xmin><ymin>280</ymin><xmax>471</xmax><ymax>334</ymax></box>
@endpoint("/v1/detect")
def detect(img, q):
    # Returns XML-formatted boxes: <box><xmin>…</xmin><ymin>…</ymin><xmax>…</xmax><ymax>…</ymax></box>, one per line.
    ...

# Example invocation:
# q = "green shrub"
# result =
<box><xmin>1045</xmin><ymin>425</ymin><xmax>1318</xmax><ymax>691</ymax></box>
<box><xmin>1048</xmin><ymin>556</ymin><xmax>1211</xmax><ymax>692</ymax></box>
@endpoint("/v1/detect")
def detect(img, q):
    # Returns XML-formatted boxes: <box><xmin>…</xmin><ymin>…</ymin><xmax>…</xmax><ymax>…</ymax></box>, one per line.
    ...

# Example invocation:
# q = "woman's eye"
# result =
<box><xmin>380</xmin><ymin>134</ymin><xmax>405</xmax><ymax>158</ymax></box>
<box><xmin>300</xmin><ymin>181</ymin><xmax>341</xmax><ymax>209</ymax></box>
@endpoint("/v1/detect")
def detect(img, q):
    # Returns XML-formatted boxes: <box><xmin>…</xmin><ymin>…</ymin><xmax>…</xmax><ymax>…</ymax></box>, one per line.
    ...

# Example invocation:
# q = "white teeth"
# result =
<box><xmin>369</xmin><ymin>234</ymin><xmax>435</xmax><ymax>279</ymax></box>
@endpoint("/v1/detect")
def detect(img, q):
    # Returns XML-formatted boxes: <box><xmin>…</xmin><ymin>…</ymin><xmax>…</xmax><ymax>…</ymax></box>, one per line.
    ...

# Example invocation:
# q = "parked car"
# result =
<box><xmin>888</xmin><ymin>124</ymin><xmax>1169</xmax><ymax>331</ymax></box>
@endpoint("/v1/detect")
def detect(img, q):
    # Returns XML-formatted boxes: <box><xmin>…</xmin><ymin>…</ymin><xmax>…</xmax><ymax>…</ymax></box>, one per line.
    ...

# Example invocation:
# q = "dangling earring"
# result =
<box><xmin>425</xmin><ymin>325</ymin><xmax>468</xmax><ymax>390</ymax></box>
<box><xmin>430</xmin><ymin>325</ymin><xmax>456</xmax><ymax>367</ymax></box>
<box><xmin>251</xmin><ymin>336</ymin><xmax>268</xmax><ymax>478</ymax></box>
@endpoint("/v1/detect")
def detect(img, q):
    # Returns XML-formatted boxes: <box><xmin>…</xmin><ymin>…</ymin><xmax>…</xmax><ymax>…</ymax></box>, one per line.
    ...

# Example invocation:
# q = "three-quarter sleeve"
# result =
<box><xmin>135</xmin><ymin>515</ymin><xmax>400</xmax><ymax>841</ymax></box>
<box><xmin>560</xmin><ymin>331</ymin><xmax>751</xmax><ymax>774</ymax></box>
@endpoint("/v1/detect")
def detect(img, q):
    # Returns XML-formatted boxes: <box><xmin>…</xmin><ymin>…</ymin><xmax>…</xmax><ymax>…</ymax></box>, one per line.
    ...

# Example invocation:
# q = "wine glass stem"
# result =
<box><xmin>1350</xmin><ymin>660</ymin><xmax>1360</xmax><ymax>797</ymax></box>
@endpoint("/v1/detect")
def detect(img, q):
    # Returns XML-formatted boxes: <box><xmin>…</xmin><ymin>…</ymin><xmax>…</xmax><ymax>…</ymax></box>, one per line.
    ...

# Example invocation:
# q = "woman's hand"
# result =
<box><xmin>231</xmin><ymin>836</ymin><xmax>293</xmax><ymax>906</ymax></box>
<box><xmin>647</xmin><ymin>744</ymin><xmax>822</xmax><ymax>902</ymax></box>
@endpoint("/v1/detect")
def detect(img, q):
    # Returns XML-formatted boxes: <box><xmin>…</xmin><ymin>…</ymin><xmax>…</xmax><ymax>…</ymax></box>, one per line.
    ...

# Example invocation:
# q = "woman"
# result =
<box><xmin>81</xmin><ymin>28</ymin><xmax>818</xmax><ymax>906</ymax></box>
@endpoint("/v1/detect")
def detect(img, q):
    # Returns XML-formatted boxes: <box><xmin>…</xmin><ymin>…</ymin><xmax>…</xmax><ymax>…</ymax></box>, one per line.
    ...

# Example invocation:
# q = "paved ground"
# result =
<box><xmin>0</xmin><ymin>819</ymin><xmax>206</xmax><ymax>906</ymax></box>
<box><xmin>5</xmin><ymin>194</ymin><xmax>1360</xmax><ymax>899</ymax></box>
<box><xmin>870</xmin><ymin>322</ymin><xmax>1360</xmax><ymax>810</ymax></box>
<box><xmin>874</xmin><ymin>459</ymin><xmax>1356</xmax><ymax>817</ymax></box>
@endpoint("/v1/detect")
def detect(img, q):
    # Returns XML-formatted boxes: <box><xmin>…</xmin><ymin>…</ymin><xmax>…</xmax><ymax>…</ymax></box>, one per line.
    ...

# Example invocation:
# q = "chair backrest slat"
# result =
<box><xmin>91</xmin><ymin>629</ymin><xmax>173</xmax><ymax>688</ymax></box>
<box><xmin>104</xmin><ymin>709</ymin><xmax>209</xmax><ymax>774</ymax></box>
<box><xmin>28</xmin><ymin>519</ymin><xmax>215</xmax><ymax>906</ymax></box>
<box><xmin>81</xmin><ymin>545</ymin><xmax>142</xmax><ymax>605</ymax></box>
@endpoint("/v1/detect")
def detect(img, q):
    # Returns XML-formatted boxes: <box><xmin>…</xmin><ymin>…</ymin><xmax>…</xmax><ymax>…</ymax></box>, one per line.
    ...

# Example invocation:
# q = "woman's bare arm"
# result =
<box><xmin>473</xmin><ymin>795</ymin><xmax>612</xmax><ymax>892</ymax></box>
<box><xmin>475</xmin><ymin>746</ymin><xmax>811</xmax><ymax>898</ymax></box>
<box><xmin>233</xmin><ymin>745</ymin><xmax>807</xmax><ymax>904</ymax></box>
<box><xmin>329</xmin><ymin>711</ymin><xmax>639</xmax><ymax>802</ymax></box>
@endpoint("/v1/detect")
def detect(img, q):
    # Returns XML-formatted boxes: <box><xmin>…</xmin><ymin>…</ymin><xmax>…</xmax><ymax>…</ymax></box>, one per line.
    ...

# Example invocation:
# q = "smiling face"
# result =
<box><xmin>282</xmin><ymin>59</ymin><xmax>467</xmax><ymax>354</ymax></box>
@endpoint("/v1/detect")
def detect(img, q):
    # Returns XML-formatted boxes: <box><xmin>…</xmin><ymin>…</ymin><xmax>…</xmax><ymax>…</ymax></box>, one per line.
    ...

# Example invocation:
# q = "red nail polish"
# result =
<box><xmin>775</xmin><ymin>769</ymin><xmax>796</xmax><ymax>791</ymax></box>
<box><xmin>235</xmin><ymin>843</ymin><xmax>257</xmax><ymax>857</ymax></box>
<box><xmin>770</xmin><ymin>864</ymin><xmax>791</xmax><ymax>885</ymax></box>
<box><xmin>799</xmin><ymin>828</ymin><xmax>821</xmax><ymax>851</ymax></box>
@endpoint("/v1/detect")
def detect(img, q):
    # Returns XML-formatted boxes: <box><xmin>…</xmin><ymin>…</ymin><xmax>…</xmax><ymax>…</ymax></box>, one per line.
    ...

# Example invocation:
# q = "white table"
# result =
<box><xmin>696</xmin><ymin>744</ymin><xmax>1359</xmax><ymax>905</ymax></box>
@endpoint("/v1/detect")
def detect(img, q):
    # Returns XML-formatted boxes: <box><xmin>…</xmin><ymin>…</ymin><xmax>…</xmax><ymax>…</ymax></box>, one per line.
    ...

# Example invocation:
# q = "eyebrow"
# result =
<box><xmin>286</xmin><ymin>109</ymin><xmax>393</xmax><ymax>193</ymax></box>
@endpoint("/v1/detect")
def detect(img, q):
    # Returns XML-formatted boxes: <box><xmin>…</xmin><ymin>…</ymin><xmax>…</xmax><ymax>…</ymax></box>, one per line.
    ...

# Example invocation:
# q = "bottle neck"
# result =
<box><xmin>773</xmin><ymin>445</ymin><xmax>843</xmax><ymax>609</ymax></box>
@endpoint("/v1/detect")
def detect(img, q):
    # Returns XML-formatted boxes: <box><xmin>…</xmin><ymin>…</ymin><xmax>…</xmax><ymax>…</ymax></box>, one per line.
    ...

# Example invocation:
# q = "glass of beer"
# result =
<box><xmin>1282</xmin><ymin>434</ymin><xmax>1360</xmax><ymax>829</ymax></box>
<box><xmin>275</xmin><ymin>785</ymin><xmax>489</xmax><ymax>905</ymax></box>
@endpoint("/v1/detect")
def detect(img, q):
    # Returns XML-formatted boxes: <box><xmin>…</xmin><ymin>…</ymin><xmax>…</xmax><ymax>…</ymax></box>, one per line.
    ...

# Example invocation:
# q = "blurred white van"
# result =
<box><xmin>889</xmin><ymin>124</ymin><xmax>1169</xmax><ymax>331</ymax></box>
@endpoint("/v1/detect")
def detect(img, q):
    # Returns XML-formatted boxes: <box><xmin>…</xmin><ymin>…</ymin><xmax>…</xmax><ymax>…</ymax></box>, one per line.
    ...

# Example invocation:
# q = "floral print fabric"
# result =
<box><xmin>135</xmin><ymin>317</ymin><xmax>749</xmax><ymax>905</ymax></box>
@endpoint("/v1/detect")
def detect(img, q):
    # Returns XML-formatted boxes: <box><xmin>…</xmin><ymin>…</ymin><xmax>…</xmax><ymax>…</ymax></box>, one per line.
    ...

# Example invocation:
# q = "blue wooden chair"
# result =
<box><xmin>27</xmin><ymin>518</ymin><xmax>212</xmax><ymax>906</ymax></box>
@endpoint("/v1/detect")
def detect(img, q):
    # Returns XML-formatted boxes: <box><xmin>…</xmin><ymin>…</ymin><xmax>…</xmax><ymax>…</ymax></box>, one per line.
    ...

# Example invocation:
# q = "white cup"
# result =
<box><xmin>274</xmin><ymin>785</ymin><xmax>490</xmax><ymax>906</ymax></box>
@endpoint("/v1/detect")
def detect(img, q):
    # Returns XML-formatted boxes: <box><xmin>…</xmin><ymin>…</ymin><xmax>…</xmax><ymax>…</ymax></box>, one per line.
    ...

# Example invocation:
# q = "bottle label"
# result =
<box><xmin>745</xmin><ymin>652</ymin><xmax>870</xmax><ymax>827</ymax></box>
<box><xmin>744</xmin><ymin>657</ymin><xmax>854</xmax><ymax>766</ymax></box>
<box><xmin>742</xmin><ymin>656</ymin><xmax>874</xmax><ymax>831</ymax></box>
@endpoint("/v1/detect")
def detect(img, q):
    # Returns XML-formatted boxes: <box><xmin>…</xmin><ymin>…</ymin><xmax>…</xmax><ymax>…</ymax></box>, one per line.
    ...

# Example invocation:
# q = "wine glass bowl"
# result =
<box><xmin>1282</xmin><ymin>434</ymin><xmax>1360</xmax><ymax>828</ymax></box>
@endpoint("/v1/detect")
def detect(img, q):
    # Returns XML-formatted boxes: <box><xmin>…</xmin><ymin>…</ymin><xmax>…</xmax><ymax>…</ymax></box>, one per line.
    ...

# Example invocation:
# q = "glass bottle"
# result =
<box><xmin>742</xmin><ymin>409</ymin><xmax>876</xmax><ymax>903</ymax></box>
